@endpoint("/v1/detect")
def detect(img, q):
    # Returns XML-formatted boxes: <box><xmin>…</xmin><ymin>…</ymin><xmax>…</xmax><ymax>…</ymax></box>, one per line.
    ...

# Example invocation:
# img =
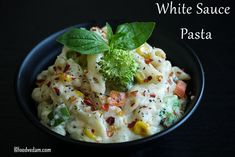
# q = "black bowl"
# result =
<box><xmin>15</xmin><ymin>21</ymin><xmax>205</xmax><ymax>148</ymax></box>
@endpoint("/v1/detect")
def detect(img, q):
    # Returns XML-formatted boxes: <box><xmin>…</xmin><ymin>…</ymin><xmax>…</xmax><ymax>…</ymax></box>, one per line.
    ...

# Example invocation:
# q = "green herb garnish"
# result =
<box><xmin>57</xmin><ymin>28</ymin><xmax>109</xmax><ymax>54</ymax></box>
<box><xmin>98</xmin><ymin>49</ymin><xmax>138</xmax><ymax>88</ymax></box>
<box><xmin>47</xmin><ymin>104</ymin><xmax>70</xmax><ymax>127</ymax></box>
<box><xmin>57</xmin><ymin>22</ymin><xmax>156</xmax><ymax>91</ymax></box>
<box><xmin>159</xmin><ymin>96</ymin><xmax>181</xmax><ymax>127</ymax></box>
<box><xmin>110</xmin><ymin>22</ymin><xmax>156</xmax><ymax>50</ymax></box>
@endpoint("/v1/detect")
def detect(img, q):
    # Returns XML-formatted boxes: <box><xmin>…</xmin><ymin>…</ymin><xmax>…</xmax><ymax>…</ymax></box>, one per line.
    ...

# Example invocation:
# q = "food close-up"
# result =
<box><xmin>31</xmin><ymin>22</ymin><xmax>192</xmax><ymax>143</ymax></box>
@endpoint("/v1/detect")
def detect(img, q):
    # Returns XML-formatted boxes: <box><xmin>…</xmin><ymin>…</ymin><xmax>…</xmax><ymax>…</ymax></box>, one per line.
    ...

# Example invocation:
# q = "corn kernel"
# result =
<box><xmin>133</xmin><ymin>121</ymin><xmax>149</xmax><ymax>136</ymax></box>
<box><xmin>135</xmin><ymin>72</ymin><xmax>146</xmax><ymax>83</ymax></box>
<box><xmin>83</xmin><ymin>128</ymin><xmax>96</xmax><ymax>140</ymax></box>
<box><xmin>75</xmin><ymin>90</ymin><xmax>84</xmax><ymax>98</ymax></box>
<box><xmin>58</xmin><ymin>73</ymin><xmax>72</xmax><ymax>82</ymax></box>
<box><xmin>117</xmin><ymin>111</ymin><xmax>124</xmax><ymax>116</ymax></box>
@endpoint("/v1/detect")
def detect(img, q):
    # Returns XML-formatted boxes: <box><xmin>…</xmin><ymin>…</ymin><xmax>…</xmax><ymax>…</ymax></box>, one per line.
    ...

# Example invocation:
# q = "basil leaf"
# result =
<box><xmin>110</xmin><ymin>22</ymin><xmax>155</xmax><ymax>50</ymax></box>
<box><xmin>106</xmin><ymin>22</ymin><xmax>113</xmax><ymax>42</ymax></box>
<box><xmin>57</xmin><ymin>28</ymin><xmax>110</xmax><ymax>54</ymax></box>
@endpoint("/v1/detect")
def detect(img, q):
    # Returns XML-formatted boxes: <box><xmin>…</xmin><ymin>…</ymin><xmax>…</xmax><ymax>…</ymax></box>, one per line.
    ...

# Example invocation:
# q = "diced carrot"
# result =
<box><xmin>174</xmin><ymin>80</ymin><xmax>187</xmax><ymax>98</ymax></box>
<box><xmin>107</xmin><ymin>90</ymin><xmax>126</xmax><ymax>107</ymax></box>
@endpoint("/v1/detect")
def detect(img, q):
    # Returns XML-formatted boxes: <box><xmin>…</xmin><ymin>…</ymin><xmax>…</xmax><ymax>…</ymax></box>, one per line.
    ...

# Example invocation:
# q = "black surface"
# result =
<box><xmin>1</xmin><ymin>0</ymin><xmax>235</xmax><ymax>156</ymax></box>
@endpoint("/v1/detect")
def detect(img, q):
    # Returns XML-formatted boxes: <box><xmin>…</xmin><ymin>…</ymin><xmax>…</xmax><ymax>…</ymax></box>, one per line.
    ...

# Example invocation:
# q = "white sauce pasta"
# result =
<box><xmin>32</xmin><ymin>26</ymin><xmax>191</xmax><ymax>143</ymax></box>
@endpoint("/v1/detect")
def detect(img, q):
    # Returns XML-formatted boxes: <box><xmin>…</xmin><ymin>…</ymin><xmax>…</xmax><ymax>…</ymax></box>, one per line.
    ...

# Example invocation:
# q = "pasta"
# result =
<box><xmin>32</xmin><ymin>25</ymin><xmax>191</xmax><ymax>143</ymax></box>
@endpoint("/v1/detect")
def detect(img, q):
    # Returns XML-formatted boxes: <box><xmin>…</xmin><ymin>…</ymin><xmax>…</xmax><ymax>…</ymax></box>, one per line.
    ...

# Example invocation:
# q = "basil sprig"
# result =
<box><xmin>57</xmin><ymin>28</ymin><xmax>109</xmax><ymax>54</ymax></box>
<box><xmin>110</xmin><ymin>22</ymin><xmax>155</xmax><ymax>50</ymax></box>
<box><xmin>57</xmin><ymin>22</ymin><xmax>156</xmax><ymax>54</ymax></box>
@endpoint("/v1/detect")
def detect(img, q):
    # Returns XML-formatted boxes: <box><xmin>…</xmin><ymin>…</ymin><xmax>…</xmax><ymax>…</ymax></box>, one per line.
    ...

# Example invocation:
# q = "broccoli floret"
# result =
<box><xmin>98</xmin><ymin>49</ymin><xmax>138</xmax><ymax>91</ymax></box>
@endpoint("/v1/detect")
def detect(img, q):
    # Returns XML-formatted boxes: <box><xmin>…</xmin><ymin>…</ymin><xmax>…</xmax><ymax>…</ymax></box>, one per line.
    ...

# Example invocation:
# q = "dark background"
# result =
<box><xmin>1</xmin><ymin>0</ymin><xmax>235</xmax><ymax>156</ymax></box>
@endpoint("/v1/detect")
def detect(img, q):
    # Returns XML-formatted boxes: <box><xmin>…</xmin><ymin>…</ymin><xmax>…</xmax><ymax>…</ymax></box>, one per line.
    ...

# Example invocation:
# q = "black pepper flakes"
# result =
<box><xmin>143</xmin><ymin>90</ymin><xmax>146</xmax><ymax>96</ymax></box>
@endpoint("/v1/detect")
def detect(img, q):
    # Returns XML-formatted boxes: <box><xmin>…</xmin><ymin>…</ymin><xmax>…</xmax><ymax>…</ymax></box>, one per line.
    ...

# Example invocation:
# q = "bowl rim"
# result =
<box><xmin>15</xmin><ymin>22</ymin><xmax>205</xmax><ymax>147</ymax></box>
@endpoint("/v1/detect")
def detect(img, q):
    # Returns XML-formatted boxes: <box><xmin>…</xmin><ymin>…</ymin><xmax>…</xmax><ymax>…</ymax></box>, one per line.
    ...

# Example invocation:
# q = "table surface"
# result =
<box><xmin>1</xmin><ymin>0</ymin><xmax>235</xmax><ymax>156</ymax></box>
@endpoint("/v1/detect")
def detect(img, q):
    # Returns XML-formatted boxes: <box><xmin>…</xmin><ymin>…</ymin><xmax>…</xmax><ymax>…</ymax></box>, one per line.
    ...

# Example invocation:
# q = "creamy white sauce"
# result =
<box><xmin>32</xmin><ymin>27</ymin><xmax>191</xmax><ymax>143</ymax></box>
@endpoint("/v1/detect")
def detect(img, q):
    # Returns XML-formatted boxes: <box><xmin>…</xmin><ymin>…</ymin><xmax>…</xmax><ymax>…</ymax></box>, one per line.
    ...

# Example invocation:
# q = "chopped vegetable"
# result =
<box><xmin>58</xmin><ymin>73</ymin><xmax>73</xmax><ymax>82</ymax></box>
<box><xmin>133</xmin><ymin>121</ymin><xmax>149</xmax><ymax>136</ymax></box>
<box><xmin>83</xmin><ymin>128</ymin><xmax>97</xmax><ymax>141</ymax></box>
<box><xmin>107</xmin><ymin>90</ymin><xmax>126</xmax><ymax>106</ymax></box>
<box><xmin>116</xmin><ymin>110</ymin><xmax>124</xmax><ymax>116</ymax></box>
<box><xmin>98</xmin><ymin>49</ymin><xmax>138</xmax><ymax>90</ymax></box>
<box><xmin>47</xmin><ymin>104</ymin><xmax>70</xmax><ymax>127</ymax></box>
<box><xmin>161</xmin><ymin>112</ymin><xmax>177</xmax><ymax>127</ymax></box>
<box><xmin>174</xmin><ymin>80</ymin><xmax>187</xmax><ymax>98</ymax></box>
<box><xmin>159</xmin><ymin>108</ymin><xmax>166</xmax><ymax>118</ymax></box>
<box><xmin>159</xmin><ymin>96</ymin><xmax>180</xmax><ymax>127</ymax></box>
<box><xmin>74</xmin><ymin>90</ymin><xmax>84</xmax><ymax>98</ymax></box>
<box><xmin>163</xmin><ymin>95</ymin><xmax>180</xmax><ymax>108</ymax></box>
